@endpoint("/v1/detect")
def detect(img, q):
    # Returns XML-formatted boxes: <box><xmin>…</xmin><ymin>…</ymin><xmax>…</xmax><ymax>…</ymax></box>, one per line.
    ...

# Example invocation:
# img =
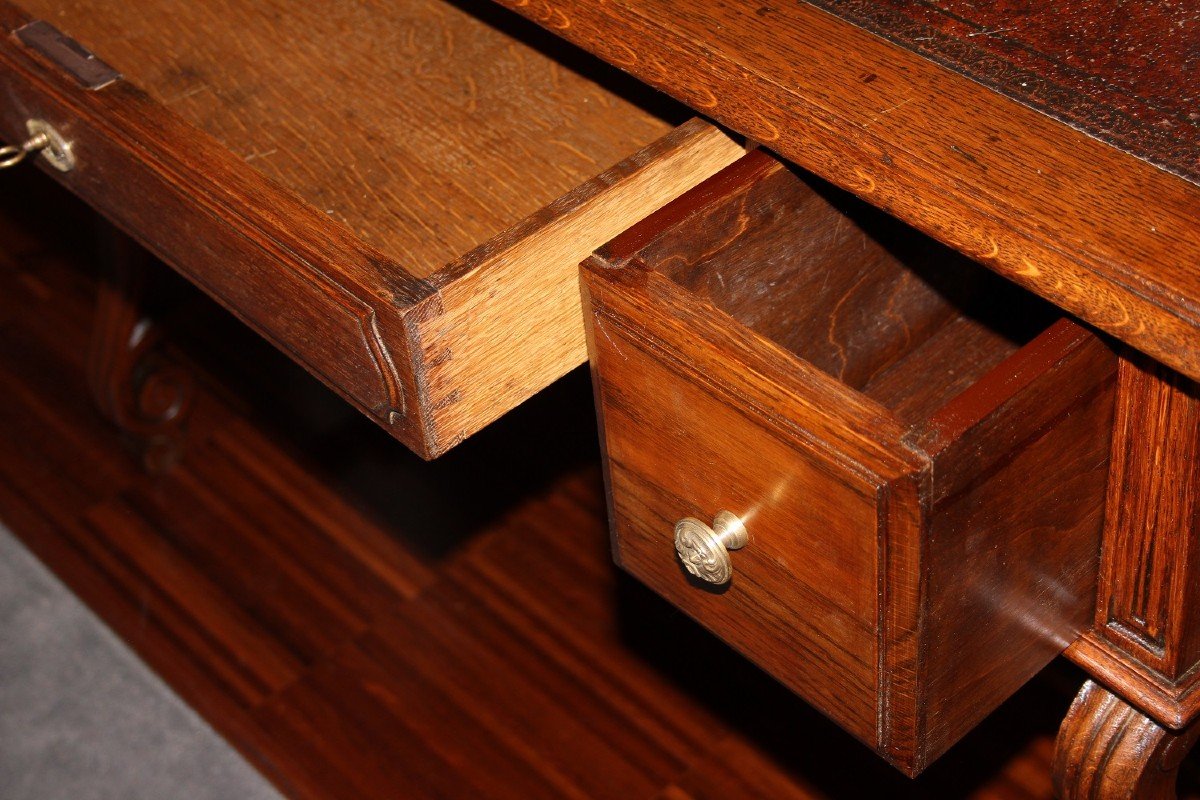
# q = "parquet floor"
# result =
<box><xmin>2</xmin><ymin>168</ymin><xmax>1194</xmax><ymax>799</ymax></box>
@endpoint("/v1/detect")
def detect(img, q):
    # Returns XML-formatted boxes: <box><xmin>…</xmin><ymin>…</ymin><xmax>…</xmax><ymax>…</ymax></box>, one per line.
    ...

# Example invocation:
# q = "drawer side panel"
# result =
<box><xmin>917</xmin><ymin>327</ymin><xmax>1116</xmax><ymax>764</ymax></box>
<box><xmin>415</xmin><ymin>121</ymin><xmax>744</xmax><ymax>455</ymax></box>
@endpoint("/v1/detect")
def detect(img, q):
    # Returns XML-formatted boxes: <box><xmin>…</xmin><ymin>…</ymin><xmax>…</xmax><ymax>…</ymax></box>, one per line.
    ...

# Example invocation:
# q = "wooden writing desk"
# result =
<box><xmin>496</xmin><ymin>3</ymin><xmax>1200</xmax><ymax>796</ymax></box>
<box><xmin>1</xmin><ymin>1</ymin><xmax>1197</xmax><ymax>796</ymax></box>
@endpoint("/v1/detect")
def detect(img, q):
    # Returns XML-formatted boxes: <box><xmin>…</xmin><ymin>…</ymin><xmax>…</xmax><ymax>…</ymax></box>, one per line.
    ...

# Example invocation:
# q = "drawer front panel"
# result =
<box><xmin>590</xmin><ymin>303</ymin><xmax>882</xmax><ymax>743</ymax></box>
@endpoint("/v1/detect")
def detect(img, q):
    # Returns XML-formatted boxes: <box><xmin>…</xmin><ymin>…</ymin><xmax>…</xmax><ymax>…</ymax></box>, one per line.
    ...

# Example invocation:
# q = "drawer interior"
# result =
<box><xmin>628</xmin><ymin>155</ymin><xmax>1061</xmax><ymax>424</ymax></box>
<box><xmin>13</xmin><ymin>0</ymin><xmax>684</xmax><ymax>279</ymax></box>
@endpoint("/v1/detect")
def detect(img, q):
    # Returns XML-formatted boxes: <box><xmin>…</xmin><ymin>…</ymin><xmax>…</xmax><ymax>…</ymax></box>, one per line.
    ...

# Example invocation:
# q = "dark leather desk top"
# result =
<box><xmin>808</xmin><ymin>0</ymin><xmax>1199</xmax><ymax>185</ymax></box>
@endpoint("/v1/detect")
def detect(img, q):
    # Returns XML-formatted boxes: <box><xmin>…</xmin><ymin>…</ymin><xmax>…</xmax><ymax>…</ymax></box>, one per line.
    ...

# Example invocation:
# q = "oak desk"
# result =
<box><xmin>496</xmin><ymin>2</ymin><xmax>1200</xmax><ymax>797</ymax></box>
<box><xmin>1</xmin><ymin>0</ymin><xmax>1197</xmax><ymax>796</ymax></box>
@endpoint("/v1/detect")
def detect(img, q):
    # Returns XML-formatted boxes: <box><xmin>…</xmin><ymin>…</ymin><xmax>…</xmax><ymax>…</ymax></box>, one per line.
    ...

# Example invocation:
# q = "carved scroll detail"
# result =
<box><xmin>87</xmin><ymin>229</ymin><xmax>193</xmax><ymax>473</ymax></box>
<box><xmin>1054</xmin><ymin>681</ymin><xmax>1200</xmax><ymax>800</ymax></box>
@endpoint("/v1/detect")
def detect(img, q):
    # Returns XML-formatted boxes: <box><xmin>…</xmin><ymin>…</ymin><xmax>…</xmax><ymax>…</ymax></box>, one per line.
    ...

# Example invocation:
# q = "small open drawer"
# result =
<box><xmin>0</xmin><ymin>0</ymin><xmax>743</xmax><ymax>457</ymax></box>
<box><xmin>582</xmin><ymin>150</ymin><xmax>1117</xmax><ymax>774</ymax></box>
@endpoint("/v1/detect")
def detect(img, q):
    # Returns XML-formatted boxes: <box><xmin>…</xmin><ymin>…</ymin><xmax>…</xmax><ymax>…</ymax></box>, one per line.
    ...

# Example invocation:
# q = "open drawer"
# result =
<box><xmin>0</xmin><ymin>0</ymin><xmax>742</xmax><ymax>457</ymax></box>
<box><xmin>582</xmin><ymin>150</ymin><xmax>1117</xmax><ymax>774</ymax></box>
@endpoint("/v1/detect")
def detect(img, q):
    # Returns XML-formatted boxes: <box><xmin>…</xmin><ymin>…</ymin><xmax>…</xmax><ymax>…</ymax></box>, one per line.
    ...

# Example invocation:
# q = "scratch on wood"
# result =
<box><xmin>967</xmin><ymin>27</ymin><xmax>1018</xmax><ymax>38</ymax></box>
<box><xmin>865</xmin><ymin>98</ymin><xmax>914</xmax><ymax>127</ymax></box>
<box><xmin>463</xmin><ymin>75</ymin><xmax>478</xmax><ymax>113</ymax></box>
<box><xmin>550</xmin><ymin>138</ymin><xmax>598</xmax><ymax>166</ymax></box>
<box><xmin>164</xmin><ymin>84</ymin><xmax>210</xmax><ymax>104</ymax></box>
<box><xmin>597</xmin><ymin>319</ymin><xmax>630</xmax><ymax>363</ymax></box>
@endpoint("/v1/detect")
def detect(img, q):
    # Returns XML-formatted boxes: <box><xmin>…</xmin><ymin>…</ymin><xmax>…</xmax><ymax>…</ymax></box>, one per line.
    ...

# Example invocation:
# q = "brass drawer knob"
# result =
<box><xmin>674</xmin><ymin>511</ymin><xmax>748</xmax><ymax>585</ymax></box>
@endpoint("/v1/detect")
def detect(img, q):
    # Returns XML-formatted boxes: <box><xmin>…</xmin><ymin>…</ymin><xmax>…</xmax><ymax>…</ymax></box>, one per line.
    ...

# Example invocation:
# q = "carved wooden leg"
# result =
<box><xmin>1061</xmin><ymin>356</ymin><xmax>1200</xmax><ymax>797</ymax></box>
<box><xmin>86</xmin><ymin>227</ymin><xmax>193</xmax><ymax>473</ymax></box>
<box><xmin>1054</xmin><ymin>681</ymin><xmax>1200</xmax><ymax>800</ymax></box>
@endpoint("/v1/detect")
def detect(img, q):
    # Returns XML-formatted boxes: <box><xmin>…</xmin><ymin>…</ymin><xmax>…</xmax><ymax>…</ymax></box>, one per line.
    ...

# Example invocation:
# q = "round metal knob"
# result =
<box><xmin>674</xmin><ymin>511</ymin><xmax>748</xmax><ymax>585</ymax></box>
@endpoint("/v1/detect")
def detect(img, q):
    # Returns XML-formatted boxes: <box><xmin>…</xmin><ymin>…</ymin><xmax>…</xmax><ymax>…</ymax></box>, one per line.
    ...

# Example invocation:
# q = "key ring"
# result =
<box><xmin>0</xmin><ymin>143</ymin><xmax>30</xmax><ymax>169</ymax></box>
<box><xmin>0</xmin><ymin>122</ymin><xmax>72</xmax><ymax>172</ymax></box>
<box><xmin>0</xmin><ymin>129</ymin><xmax>51</xmax><ymax>169</ymax></box>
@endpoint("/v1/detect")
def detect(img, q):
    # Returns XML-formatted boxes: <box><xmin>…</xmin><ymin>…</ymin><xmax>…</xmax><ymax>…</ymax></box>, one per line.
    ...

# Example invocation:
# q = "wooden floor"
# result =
<box><xmin>3</xmin><ymin>169</ymin><xmax>1197</xmax><ymax>799</ymax></box>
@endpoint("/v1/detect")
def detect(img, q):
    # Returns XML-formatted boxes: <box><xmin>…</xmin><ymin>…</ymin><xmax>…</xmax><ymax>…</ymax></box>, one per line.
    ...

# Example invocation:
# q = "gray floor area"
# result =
<box><xmin>0</xmin><ymin>523</ymin><xmax>283</xmax><ymax>800</ymax></box>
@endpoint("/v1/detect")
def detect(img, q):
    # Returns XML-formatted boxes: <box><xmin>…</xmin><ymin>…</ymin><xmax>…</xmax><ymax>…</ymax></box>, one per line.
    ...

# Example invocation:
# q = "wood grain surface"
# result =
<box><xmin>914</xmin><ymin>319</ymin><xmax>1116</xmax><ymax>760</ymax></box>
<box><xmin>0</xmin><ymin>0</ymin><xmax>430</xmax><ymax>440</ymax></box>
<box><xmin>495</xmin><ymin>0</ymin><xmax>1200</xmax><ymax>388</ymax></box>
<box><xmin>0</xmin><ymin>166</ymin><xmax>1141</xmax><ymax>798</ymax></box>
<box><xmin>584</xmin><ymin>151</ymin><xmax>1116</xmax><ymax>774</ymax></box>
<box><xmin>0</xmin><ymin>0</ymin><xmax>743</xmax><ymax>455</ymax></box>
<box><xmin>801</xmin><ymin>0</ymin><xmax>1200</xmax><ymax>184</ymax></box>
<box><xmin>1067</xmin><ymin>356</ymin><xmax>1200</xmax><ymax>731</ymax></box>
<box><xmin>412</xmin><ymin>120</ymin><xmax>743</xmax><ymax>452</ymax></box>
<box><xmin>1097</xmin><ymin>357</ymin><xmax>1200</xmax><ymax>677</ymax></box>
<box><xmin>19</xmin><ymin>0</ymin><xmax>675</xmax><ymax>279</ymax></box>
<box><xmin>1054</xmin><ymin>681</ymin><xmax>1200</xmax><ymax>800</ymax></box>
